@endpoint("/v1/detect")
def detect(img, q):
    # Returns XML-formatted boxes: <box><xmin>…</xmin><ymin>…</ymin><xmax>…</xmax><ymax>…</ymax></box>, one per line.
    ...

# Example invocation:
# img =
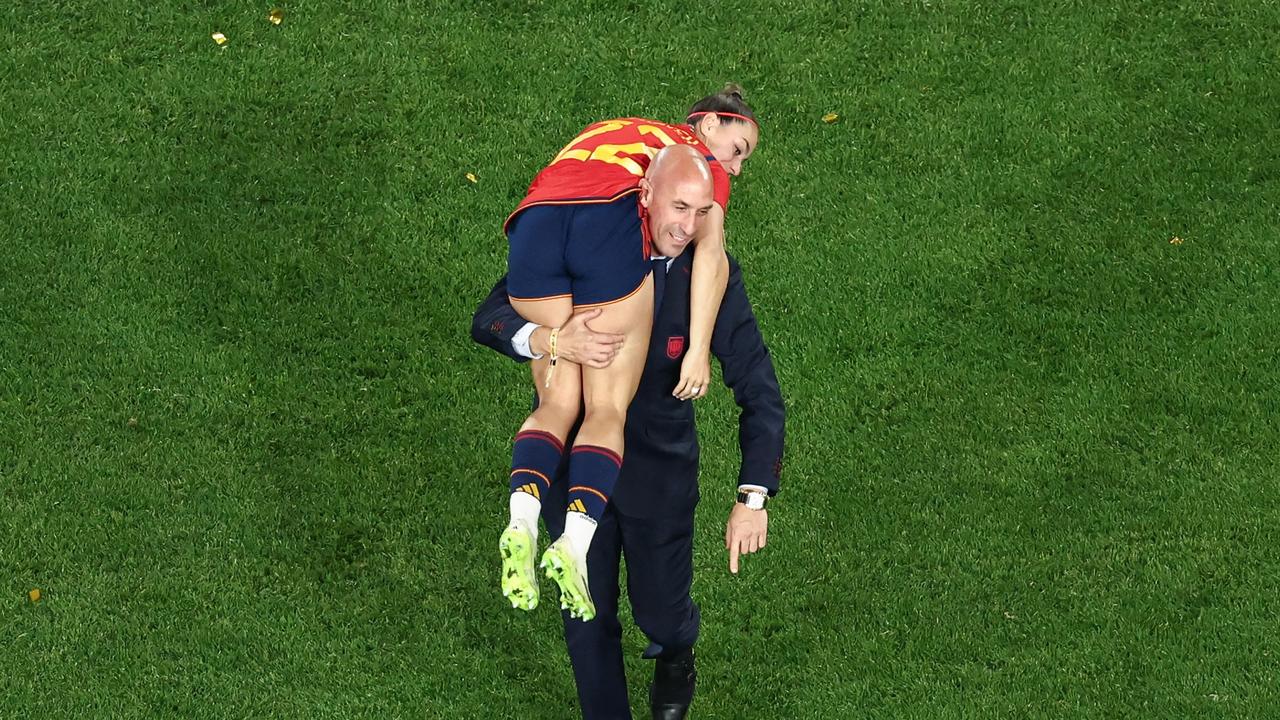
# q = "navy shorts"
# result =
<box><xmin>506</xmin><ymin>195</ymin><xmax>650</xmax><ymax>307</ymax></box>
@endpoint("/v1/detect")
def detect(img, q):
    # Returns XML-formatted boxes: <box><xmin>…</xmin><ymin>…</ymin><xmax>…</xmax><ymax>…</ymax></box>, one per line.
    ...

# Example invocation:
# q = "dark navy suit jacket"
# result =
<box><xmin>471</xmin><ymin>251</ymin><xmax>784</xmax><ymax>518</ymax></box>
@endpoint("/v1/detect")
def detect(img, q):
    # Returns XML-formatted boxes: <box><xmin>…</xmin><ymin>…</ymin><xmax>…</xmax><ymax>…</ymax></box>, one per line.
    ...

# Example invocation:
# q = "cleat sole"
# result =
<box><xmin>499</xmin><ymin>525</ymin><xmax>539</xmax><ymax>611</ymax></box>
<box><xmin>540</xmin><ymin>542</ymin><xmax>596</xmax><ymax>622</ymax></box>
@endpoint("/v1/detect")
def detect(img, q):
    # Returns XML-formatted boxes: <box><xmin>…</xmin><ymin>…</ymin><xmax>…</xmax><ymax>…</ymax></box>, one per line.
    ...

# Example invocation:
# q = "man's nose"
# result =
<box><xmin>727</xmin><ymin>162</ymin><xmax>741</xmax><ymax>176</ymax></box>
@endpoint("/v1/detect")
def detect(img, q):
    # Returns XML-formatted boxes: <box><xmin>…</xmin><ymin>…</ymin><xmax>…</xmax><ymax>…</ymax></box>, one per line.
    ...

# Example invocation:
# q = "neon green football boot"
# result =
<box><xmin>499</xmin><ymin>522</ymin><xmax>539</xmax><ymax>611</ymax></box>
<box><xmin>540</xmin><ymin>536</ymin><xmax>595</xmax><ymax>621</ymax></box>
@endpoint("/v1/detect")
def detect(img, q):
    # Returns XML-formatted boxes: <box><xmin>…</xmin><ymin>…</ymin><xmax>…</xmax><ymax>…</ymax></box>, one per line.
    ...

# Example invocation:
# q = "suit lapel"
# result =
<box><xmin>652</xmin><ymin>258</ymin><xmax>667</xmax><ymax>317</ymax></box>
<box><xmin>663</xmin><ymin>252</ymin><xmax>693</xmax><ymax>321</ymax></box>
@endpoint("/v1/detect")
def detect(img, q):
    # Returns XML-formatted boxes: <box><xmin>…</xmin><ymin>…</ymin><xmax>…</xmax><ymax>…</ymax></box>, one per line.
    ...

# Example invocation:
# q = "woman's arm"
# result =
<box><xmin>673</xmin><ymin>203</ymin><xmax>729</xmax><ymax>400</ymax></box>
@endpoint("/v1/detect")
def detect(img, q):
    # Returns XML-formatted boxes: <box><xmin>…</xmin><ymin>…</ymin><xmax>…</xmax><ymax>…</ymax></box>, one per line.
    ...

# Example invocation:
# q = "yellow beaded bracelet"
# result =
<box><xmin>544</xmin><ymin>326</ymin><xmax>560</xmax><ymax>388</ymax></box>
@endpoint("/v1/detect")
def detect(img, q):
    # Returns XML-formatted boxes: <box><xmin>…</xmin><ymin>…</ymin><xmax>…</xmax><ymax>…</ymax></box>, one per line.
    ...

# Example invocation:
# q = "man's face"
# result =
<box><xmin>641</xmin><ymin>176</ymin><xmax>716</xmax><ymax>258</ymax></box>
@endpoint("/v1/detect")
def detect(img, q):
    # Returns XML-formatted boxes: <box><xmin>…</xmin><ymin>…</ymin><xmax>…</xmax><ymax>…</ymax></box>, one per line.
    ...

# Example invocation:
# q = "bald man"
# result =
<box><xmin>639</xmin><ymin>144</ymin><xmax>717</xmax><ymax>258</ymax></box>
<box><xmin>475</xmin><ymin>145</ymin><xmax>785</xmax><ymax>719</ymax></box>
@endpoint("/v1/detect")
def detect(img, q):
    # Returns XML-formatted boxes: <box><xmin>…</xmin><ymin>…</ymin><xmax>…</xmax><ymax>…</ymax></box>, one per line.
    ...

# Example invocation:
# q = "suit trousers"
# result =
<box><xmin>542</xmin><ymin>479</ymin><xmax>700</xmax><ymax>720</ymax></box>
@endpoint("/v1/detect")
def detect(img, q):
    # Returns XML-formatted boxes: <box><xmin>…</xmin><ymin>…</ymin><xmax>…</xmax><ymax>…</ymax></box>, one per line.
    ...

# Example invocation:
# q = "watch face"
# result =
<box><xmin>747</xmin><ymin>494</ymin><xmax>765</xmax><ymax>510</ymax></box>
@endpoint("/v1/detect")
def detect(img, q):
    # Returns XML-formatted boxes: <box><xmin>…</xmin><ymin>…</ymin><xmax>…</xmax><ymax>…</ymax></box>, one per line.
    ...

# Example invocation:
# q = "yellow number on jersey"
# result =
<box><xmin>551</xmin><ymin>121</ymin><xmax>630</xmax><ymax>165</ymax></box>
<box><xmin>548</xmin><ymin>121</ymin><xmax>681</xmax><ymax>177</ymax></box>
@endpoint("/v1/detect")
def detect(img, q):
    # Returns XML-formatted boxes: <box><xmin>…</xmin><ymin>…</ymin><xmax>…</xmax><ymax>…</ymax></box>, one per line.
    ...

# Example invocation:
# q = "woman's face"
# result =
<box><xmin>696</xmin><ymin>114</ymin><xmax>758</xmax><ymax>177</ymax></box>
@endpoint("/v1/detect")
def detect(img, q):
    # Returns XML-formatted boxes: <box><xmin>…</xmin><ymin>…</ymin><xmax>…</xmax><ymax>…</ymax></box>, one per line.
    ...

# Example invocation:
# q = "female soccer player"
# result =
<box><xmin>500</xmin><ymin>86</ymin><xmax>759</xmax><ymax>620</ymax></box>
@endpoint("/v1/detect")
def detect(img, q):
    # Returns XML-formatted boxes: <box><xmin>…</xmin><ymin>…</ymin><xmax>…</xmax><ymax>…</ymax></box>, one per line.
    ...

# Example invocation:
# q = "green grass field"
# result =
<box><xmin>3</xmin><ymin>1</ymin><xmax>1279</xmax><ymax>717</ymax></box>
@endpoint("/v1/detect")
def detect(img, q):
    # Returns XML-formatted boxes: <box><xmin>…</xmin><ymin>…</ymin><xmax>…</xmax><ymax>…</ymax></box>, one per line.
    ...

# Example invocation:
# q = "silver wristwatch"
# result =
<box><xmin>736</xmin><ymin>489</ymin><xmax>768</xmax><ymax>510</ymax></box>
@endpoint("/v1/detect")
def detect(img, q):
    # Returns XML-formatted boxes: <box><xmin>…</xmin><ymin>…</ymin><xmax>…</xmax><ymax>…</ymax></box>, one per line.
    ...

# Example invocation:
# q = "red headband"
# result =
<box><xmin>686</xmin><ymin>111</ymin><xmax>759</xmax><ymax>129</ymax></box>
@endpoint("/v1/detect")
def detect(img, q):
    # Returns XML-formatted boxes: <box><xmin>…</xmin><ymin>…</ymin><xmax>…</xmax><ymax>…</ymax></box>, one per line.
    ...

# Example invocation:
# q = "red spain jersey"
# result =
<box><xmin>505</xmin><ymin>118</ymin><xmax>731</xmax><ymax>231</ymax></box>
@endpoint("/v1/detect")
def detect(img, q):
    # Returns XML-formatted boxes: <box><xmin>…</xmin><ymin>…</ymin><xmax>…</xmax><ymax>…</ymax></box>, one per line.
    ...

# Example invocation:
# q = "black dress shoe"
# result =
<box><xmin>650</xmin><ymin>648</ymin><xmax>696</xmax><ymax>720</ymax></box>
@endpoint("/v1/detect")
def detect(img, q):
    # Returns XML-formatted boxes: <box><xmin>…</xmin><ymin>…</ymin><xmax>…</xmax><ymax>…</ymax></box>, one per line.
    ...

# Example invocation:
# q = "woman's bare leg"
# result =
<box><xmin>542</xmin><ymin>275</ymin><xmax>654</xmax><ymax>621</ymax></box>
<box><xmin>500</xmin><ymin>296</ymin><xmax>580</xmax><ymax>611</ymax></box>
<box><xmin>510</xmin><ymin>297</ymin><xmax>582</xmax><ymax>441</ymax></box>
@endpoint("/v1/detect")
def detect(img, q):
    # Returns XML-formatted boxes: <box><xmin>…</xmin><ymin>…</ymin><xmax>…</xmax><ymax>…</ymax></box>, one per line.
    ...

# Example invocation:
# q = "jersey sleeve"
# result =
<box><xmin>710</xmin><ymin>162</ymin><xmax>731</xmax><ymax>211</ymax></box>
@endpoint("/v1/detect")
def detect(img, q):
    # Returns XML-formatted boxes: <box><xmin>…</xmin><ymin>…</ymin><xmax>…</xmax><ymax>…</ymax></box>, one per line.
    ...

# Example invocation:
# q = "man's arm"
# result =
<box><xmin>712</xmin><ymin>257</ymin><xmax>785</xmax><ymax>494</ymax></box>
<box><xmin>470</xmin><ymin>277</ymin><xmax>627</xmax><ymax>367</ymax></box>
<box><xmin>470</xmin><ymin>276</ymin><xmax>534</xmax><ymax>363</ymax></box>
<box><xmin>711</xmin><ymin>256</ymin><xmax>785</xmax><ymax>574</ymax></box>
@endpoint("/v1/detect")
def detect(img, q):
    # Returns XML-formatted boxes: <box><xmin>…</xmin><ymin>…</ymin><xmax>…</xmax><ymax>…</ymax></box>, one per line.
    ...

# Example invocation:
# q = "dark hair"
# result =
<box><xmin>687</xmin><ymin>83</ymin><xmax>757</xmax><ymax>127</ymax></box>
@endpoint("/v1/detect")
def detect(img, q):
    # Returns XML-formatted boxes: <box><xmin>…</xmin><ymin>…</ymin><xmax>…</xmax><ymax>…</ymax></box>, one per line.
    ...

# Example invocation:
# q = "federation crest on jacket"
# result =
<box><xmin>666</xmin><ymin>336</ymin><xmax>685</xmax><ymax>360</ymax></box>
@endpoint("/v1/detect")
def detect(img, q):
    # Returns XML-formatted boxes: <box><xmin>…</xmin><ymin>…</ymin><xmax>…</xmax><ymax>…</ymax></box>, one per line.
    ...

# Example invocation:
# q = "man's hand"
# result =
<box><xmin>532</xmin><ymin>309</ymin><xmax>625</xmax><ymax>368</ymax></box>
<box><xmin>673</xmin><ymin>350</ymin><xmax>711</xmax><ymax>400</ymax></box>
<box><xmin>725</xmin><ymin>503</ymin><xmax>768</xmax><ymax>574</ymax></box>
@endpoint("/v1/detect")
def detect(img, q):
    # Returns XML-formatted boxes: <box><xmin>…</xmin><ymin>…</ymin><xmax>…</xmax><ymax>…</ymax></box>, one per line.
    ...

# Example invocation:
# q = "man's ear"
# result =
<box><xmin>638</xmin><ymin>177</ymin><xmax>653</xmax><ymax>208</ymax></box>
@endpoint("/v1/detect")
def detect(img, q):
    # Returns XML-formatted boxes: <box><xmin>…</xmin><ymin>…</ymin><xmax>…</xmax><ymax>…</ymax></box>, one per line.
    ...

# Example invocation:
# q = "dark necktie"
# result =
<box><xmin>651</xmin><ymin>258</ymin><xmax>667</xmax><ymax>317</ymax></box>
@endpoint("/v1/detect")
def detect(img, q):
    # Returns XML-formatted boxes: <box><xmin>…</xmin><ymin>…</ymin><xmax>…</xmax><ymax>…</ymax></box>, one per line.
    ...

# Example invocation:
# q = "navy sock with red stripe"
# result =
<box><xmin>566</xmin><ymin>445</ymin><xmax>623</xmax><ymax>521</ymax></box>
<box><xmin>510</xmin><ymin>430</ymin><xmax>564</xmax><ymax>502</ymax></box>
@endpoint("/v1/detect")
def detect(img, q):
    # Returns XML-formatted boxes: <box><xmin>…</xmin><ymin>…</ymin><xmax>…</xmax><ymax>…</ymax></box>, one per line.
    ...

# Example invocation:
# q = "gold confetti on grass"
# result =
<box><xmin>268</xmin><ymin>8</ymin><xmax>284</xmax><ymax>25</ymax></box>
<box><xmin>822</xmin><ymin>112</ymin><xmax>839</xmax><ymax>123</ymax></box>
<box><xmin>29</xmin><ymin>588</ymin><xmax>41</xmax><ymax>603</ymax></box>
<box><xmin>212</xmin><ymin>32</ymin><xmax>228</xmax><ymax>46</ymax></box>
<box><xmin>466</xmin><ymin>173</ymin><xmax>478</xmax><ymax>184</ymax></box>
<box><xmin>1170</xmin><ymin>236</ymin><xmax>1184</xmax><ymax>245</ymax></box>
